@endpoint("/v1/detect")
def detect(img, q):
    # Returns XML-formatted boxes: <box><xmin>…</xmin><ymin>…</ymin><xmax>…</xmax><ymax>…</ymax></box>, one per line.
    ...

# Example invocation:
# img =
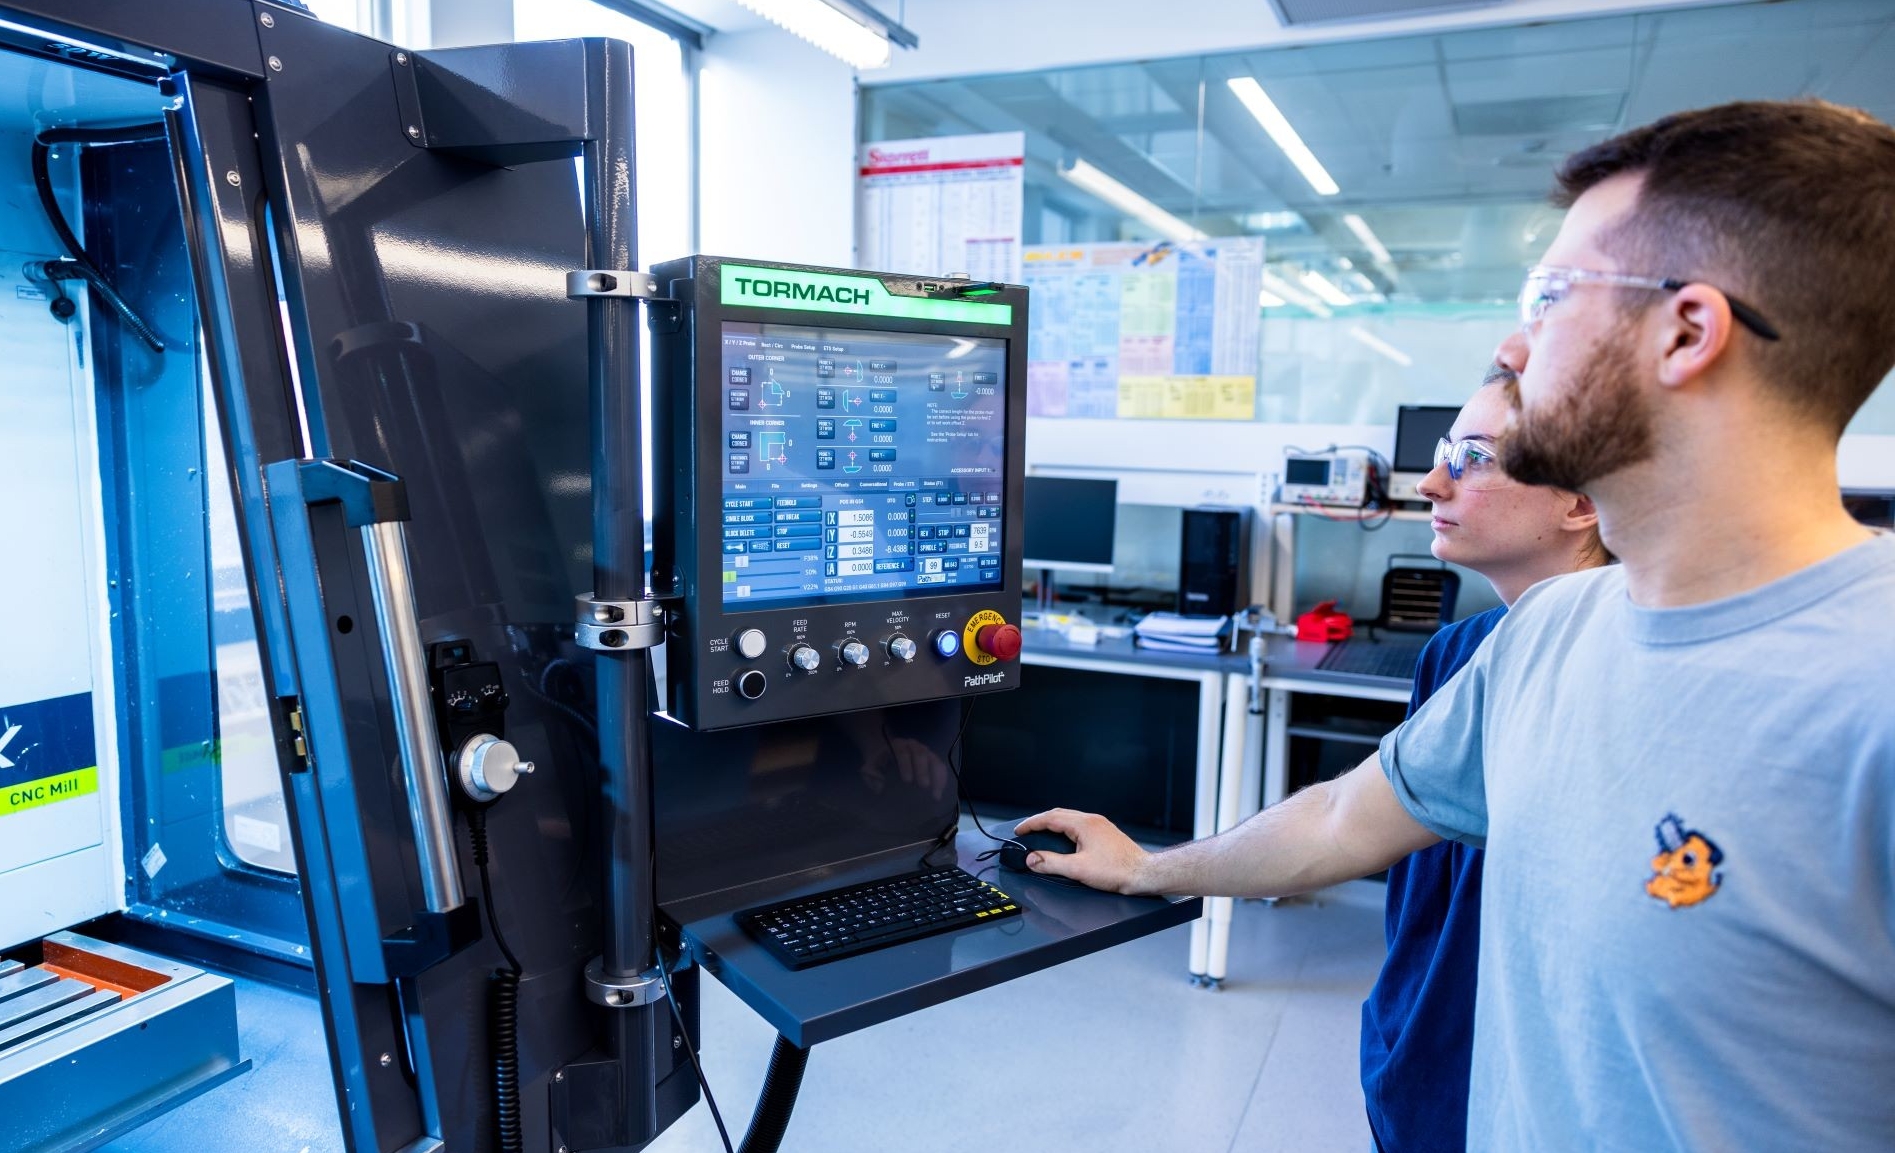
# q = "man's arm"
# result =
<box><xmin>1013</xmin><ymin>752</ymin><xmax>1440</xmax><ymax>898</ymax></box>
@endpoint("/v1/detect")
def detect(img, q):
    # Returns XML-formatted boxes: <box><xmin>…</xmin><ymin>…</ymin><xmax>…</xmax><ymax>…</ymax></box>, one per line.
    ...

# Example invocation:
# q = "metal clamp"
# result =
<box><xmin>566</xmin><ymin>270</ymin><xmax>662</xmax><ymax>300</ymax></box>
<box><xmin>575</xmin><ymin>594</ymin><xmax>665</xmax><ymax>652</ymax></box>
<box><xmin>584</xmin><ymin>958</ymin><xmax>668</xmax><ymax>1008</ymax></box>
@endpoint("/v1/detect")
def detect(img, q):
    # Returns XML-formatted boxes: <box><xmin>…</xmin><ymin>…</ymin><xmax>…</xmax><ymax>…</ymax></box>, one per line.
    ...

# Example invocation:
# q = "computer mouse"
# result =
<box><xmin>998</xmin><ymin>830</ymin><xmax>1078</xmax><ymax>873</ymax></box>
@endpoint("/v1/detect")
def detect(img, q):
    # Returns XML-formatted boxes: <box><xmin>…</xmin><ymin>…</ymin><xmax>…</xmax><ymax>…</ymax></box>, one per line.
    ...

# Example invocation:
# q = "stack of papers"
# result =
<box><xmin>1133</xmin><ymin>612</ymin><xmax>1230</xmax><ymax>654</ymax></box>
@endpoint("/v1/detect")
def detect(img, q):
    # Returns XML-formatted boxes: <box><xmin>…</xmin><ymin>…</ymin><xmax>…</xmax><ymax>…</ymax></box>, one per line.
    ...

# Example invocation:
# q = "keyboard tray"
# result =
<box><xmin>666</xmin><ymin>831</ymin><xmax>1201</xmax><ymax>1047</ymax></box>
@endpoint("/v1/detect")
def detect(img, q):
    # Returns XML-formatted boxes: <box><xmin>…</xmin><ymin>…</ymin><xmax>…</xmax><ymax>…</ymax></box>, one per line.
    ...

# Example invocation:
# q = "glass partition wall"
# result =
<box><xmin>860</xmin><ymin>0</ymin><xmax>1895</xmax><ymax>432</ymax></box>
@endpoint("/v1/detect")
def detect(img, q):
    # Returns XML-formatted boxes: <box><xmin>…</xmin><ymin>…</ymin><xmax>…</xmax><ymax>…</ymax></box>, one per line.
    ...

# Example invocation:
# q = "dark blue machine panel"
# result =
<box><xmin>651</xmin><ymin>256</ymin><xmax>1030</xmax><ymax>731</ymax></box>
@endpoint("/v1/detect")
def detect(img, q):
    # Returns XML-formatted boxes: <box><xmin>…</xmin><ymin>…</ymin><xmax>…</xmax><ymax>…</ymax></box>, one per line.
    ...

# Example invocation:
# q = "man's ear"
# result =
<box><xmin>1561</xmin><ymin>490</ymin><xmax>1600</xmax><ymax>535</ymax></box>
<box><xmin>1656</xmin><ymin>284</ymin><xmax>1736</xmax><ymax>390</ymax></box>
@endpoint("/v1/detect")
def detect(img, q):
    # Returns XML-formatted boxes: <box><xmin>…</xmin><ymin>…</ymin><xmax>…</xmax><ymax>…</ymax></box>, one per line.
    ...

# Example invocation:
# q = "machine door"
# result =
<box><xmin>162</xmin><ymin>10</ymin><xmax>680</xmax><ymax>1153</ymax></box>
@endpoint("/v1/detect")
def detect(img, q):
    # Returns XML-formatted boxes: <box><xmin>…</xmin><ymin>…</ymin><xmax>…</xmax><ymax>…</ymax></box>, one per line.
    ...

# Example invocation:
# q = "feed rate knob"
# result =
<box><xmin>789</xmin><ymin>643</ymin><xmax>822</xmax><ymax>673</ymax></box>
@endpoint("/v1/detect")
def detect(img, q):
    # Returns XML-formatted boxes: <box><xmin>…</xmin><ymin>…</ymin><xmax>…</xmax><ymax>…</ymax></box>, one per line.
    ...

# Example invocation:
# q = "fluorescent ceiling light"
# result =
<box><xmin>1258</xmin><ymin>289</ymin><xmax>1287</xmax><ymax>308</ymax></box>
<box><xmin>1299</xmin><ymin>269</ymin><xmax>1356</xmax><ymax>308</ymax></box>
<box><xmin>1349</xmin><ymin>326</ymin><xmax>1413</xmax><ymax>367</ymax></box>
<box><xmin>1341</xmin><ymin>214</ymin><xmax>1392</xmax><ymax>264</ymax></box>
<box><xmin>1243</xmin><ymin>210</ymin><xmax>1308</xmax><ymax>233</ymax></box>
<box><xmin>1226</xmin><ymin>77</ymin><xmax>1340</xmax><ymax>197</ymax></box>
<box><xmin>736</xmin><ymin>0</ymin><xmax>891</xmax><ymax>69</ymax></box>
<box><xmin>1260</xmin><ymin>269</ymin><xmax>1331</xmax><ymax>318</ymax></box>
<box><xmin>1058</xmin><ymin>159</ymin><xmax>1206</xmax><ymax>244</ymax></box>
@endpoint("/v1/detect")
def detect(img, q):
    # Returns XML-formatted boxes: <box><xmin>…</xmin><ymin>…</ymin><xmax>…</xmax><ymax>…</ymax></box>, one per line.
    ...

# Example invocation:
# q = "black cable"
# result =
<box><xmin>737</xmin><ymin>1036</ymin><xmax>810</xmax><ymax>1153</ymax></box>
<box><xmin>468</xmin><ymin>809</ymin><xmax>524</xmax><ymax>1153</ymax></box>
<box><xmin>30</xmin><ymin>130</ymin><xmax>167</xmax><ymax>354</ymax></box>
<box><xmin>657</xmin><ymin>956</ymin><xmax>735</xmax><ymax>1153</ymax></box>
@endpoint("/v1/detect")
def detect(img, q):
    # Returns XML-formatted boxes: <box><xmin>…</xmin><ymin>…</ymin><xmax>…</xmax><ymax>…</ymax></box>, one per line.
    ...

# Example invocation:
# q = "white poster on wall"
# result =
<box><xmin>857</xmin><ymin>132</ymin><xmax>1025</xmax><ymax>285</ymax></box>
<box><xmin>1022</xmin><ymin>238</ymin><xmax>1265</xmax><ymax>420</ymax></box>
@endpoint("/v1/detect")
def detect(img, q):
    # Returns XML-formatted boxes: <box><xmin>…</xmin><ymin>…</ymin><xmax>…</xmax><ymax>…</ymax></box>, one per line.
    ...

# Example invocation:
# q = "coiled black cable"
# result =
<box><xmin>29</xmin><ymin>124</ymin><xmax>167</xmax><ymax>354</ymax></box>
<box><xmin>737</xmin><ymin>1035</ymin><xmax>810</xmax><ymax>1153</ymax></box>
<box><xmin>468</xmin><ymin>810</ymin><xmax>525</xmax><ymax>1153</ymax></box>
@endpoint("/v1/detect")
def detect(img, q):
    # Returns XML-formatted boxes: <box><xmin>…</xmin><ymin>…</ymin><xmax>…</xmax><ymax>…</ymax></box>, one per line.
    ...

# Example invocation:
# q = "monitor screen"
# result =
<box><xmin>1393</xmin><ymin>405</ymin><xmax>1460</xmax><ymax>473</ymax></box>
<box><xmin>1022</xmin><ymin>476</ymin><xmax>1117</xmax><ymax>571</ymax></box>
<box><xmin>720</xmin><ymin>321</ymin><xmax>1008</xmax><ymax>611</ymax></box>
<box><xmin>1283</xmin><ymin>457</ymin><xmax>1331</xmax><ymax>486</ymax></box>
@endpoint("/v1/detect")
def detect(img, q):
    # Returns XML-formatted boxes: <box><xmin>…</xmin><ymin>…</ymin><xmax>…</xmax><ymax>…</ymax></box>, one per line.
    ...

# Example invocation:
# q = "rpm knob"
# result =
<box><xmin>734</xmin><ymin>628</ymin><xmax>767</xmax><ymax>660</ymax></box>
<box><xmin>789</xmin><ymin>643</ymin><xmax>822</xmax><ymax>672</ymax></box>
<box><xmin>839</xmin><ymin>640</ymin><xmax>871</xmax><ymax>668</ymax></box>
<box><xmin>974</xmin><ymin>622</ymin><xmax>1023</xmax><ymax>662</ymax></box>
<box><xmin>735</xmin><ymin>669</ymin><xmax>768</xmax><ymax>700</ymax></box>
<box><xmin>887</xmin><ymin>635</ymin><xmax>917</xmax><ymax>663</ymax></box>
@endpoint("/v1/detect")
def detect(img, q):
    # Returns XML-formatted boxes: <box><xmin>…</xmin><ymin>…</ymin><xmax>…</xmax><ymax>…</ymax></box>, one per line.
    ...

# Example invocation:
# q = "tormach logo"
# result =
<box><xmin>963</xmin><ymin>672</ymin><xmax>1006</xmax><ymax>687</ymax></box>
<box><xmin>732</xmin><ymin>277</ymin><xmax>870</xmax><ymax>306</ymax></box>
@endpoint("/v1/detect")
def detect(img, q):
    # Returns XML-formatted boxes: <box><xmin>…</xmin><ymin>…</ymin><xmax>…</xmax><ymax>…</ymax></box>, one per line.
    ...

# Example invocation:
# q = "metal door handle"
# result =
<box><xmin>362</xmin><ymin>519</ymin><xmax>465</xmax><ymax>913</ymax></box>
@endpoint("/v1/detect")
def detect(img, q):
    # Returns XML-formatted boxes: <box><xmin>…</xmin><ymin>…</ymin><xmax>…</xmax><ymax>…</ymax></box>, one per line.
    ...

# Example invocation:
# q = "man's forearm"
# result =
<box><xmin>1129</xmin><ymin>758</ymin><xmax>1439</xmax><ymax>899</ymax></box>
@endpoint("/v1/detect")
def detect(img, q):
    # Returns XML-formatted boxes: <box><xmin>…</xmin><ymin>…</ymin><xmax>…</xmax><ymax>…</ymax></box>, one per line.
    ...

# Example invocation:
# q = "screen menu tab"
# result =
<box><xmin>720</xmin><ymin>322</ymin><xmax>1008</xmax><ymax>611</ymax></box>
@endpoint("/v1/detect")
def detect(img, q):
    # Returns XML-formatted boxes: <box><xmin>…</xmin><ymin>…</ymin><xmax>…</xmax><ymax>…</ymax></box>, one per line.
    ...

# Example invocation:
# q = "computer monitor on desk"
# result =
<box><xmin>1023</xmin><ymin>475</ymin><xmax>1117</xmax><ymax>609</ymax></box>
<box><xmin>1388</xmin><ymin>405</ymin><xmax>1459</xmax><ymax>503</ymax></box>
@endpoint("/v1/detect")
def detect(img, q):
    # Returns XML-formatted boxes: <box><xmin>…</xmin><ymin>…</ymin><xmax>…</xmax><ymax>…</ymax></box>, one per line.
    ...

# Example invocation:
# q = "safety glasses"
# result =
<box><xmin>1432</xmin><ymin>437</ymin><xmax>1510</xmax><ymax>490</ymax></box>
<box><xmin>1518</xmin><ymin>265</ymin><xmax>1781</xmax><ymax>341</ymax></box>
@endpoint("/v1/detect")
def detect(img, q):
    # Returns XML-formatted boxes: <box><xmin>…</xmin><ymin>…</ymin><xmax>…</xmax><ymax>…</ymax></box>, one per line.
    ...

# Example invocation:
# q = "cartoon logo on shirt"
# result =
<box><xmin>1644</xmin><ymin>813</ymin><xmax>1724</xmax><ymax>909</ymax></box>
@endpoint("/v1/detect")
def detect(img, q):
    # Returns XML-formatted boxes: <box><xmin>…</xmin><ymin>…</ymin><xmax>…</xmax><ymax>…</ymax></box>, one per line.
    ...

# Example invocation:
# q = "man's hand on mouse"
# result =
<box><xmin>1013</xmin><ymin>808</ymin><xmax>1151</xmax><ymax>895</ymax></box>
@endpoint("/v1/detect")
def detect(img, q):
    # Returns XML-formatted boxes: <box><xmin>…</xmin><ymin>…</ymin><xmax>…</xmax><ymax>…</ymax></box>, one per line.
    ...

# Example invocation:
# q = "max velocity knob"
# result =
<box><xmin>887</xmin><ymin>635</ymin><xmax>917</xmax><ymax>662</ymax></box>
<box><xmin>789</xmin><ymin>643</ymin><xmax>822</xmax><ymax>672</ymax></box>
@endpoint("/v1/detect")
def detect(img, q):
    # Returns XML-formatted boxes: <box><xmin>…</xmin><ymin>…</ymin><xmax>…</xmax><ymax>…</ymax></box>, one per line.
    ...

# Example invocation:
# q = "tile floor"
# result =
<box><xmin>112</xmin><ymin>889</ymin><xmax>1386</xmax><ymax>1153</ymax></box>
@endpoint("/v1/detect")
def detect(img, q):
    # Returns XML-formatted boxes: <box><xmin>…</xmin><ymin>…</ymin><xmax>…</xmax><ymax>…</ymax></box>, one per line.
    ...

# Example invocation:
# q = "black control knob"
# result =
<box><xmin>736</xmin><ymin>669</ymin><xmax>768</xmax><ymax>700</ymax></box>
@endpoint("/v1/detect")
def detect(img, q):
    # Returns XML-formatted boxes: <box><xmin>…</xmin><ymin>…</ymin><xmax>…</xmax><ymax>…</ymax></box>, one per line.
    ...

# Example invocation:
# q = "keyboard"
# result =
<box><xmin>735</xmin><ymin>867</ymin><xmax>1021</xmax><ymax>970</ymax></box>
<box><xmin>1315</xmin><ymin>637</ymin><xmax>1428</xmax><ymax>681</ymax></box>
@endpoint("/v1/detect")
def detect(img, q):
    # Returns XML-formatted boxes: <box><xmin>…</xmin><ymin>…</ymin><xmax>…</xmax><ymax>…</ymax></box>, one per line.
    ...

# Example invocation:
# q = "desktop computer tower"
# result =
<box><xmin>1178</xmin><ymin>506</ymin><xmax>1249</xmax><ymax>618</ymax></box>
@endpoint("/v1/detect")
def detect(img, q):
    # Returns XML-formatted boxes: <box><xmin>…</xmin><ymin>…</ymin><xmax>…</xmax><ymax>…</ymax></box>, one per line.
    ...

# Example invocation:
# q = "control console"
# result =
<box><xmin>650</xmin><ymin>256</ymin><xmax>1029</xmax><ymax>729</ymax></box>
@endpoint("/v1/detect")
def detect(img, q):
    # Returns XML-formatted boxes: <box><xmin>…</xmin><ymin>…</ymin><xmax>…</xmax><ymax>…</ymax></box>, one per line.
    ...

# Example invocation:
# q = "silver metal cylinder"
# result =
<box><xmin>362</xmin><ymin>520</ymin><xmax>464</xmax><ymax>913</ymax></box>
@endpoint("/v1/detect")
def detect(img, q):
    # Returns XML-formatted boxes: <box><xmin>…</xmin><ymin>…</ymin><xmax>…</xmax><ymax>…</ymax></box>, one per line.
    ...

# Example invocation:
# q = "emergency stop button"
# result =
<box><xmin>962</xmin><ymin>609</ymin><xmax>1021</xmax><ymax>665</ymax></box>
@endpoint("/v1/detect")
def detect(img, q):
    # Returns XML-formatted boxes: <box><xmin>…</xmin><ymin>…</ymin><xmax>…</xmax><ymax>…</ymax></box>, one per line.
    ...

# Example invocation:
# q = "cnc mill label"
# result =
<box><xmin>0</xmin><ymin>692</ymin><xmax>97</xmax><ymax>817</ymax></box>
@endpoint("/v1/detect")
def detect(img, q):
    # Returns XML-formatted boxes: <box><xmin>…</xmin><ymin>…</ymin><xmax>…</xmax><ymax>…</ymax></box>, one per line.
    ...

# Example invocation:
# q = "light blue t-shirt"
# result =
<box><xmin>1381</xmin><ymin>534</ymin><xmax>1895</xmax><ymax>1152</ymax></box>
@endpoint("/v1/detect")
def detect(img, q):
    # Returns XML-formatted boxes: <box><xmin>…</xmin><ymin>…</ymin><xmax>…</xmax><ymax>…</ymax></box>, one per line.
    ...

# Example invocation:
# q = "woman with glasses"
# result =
<box><xmin>1359</xmin><ymin>367</ymin><xmax>1607</xmax><ymax>1153</ymax></box>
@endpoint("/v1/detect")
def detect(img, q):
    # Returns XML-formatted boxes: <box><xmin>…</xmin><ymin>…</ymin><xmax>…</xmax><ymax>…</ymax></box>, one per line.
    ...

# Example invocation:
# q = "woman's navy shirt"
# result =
<box><xmin>1359</xmin><ymin>606</ymin><xmax>1505</xmax><ymax>1153</ymax></box>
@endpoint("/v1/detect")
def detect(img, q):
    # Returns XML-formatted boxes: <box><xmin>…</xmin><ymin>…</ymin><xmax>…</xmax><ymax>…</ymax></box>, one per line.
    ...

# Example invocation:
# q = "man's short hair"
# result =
<box><xmin>1555</xmin><ymin>100</ymin><xmax>1895</xmax><ymax>437</ymax></box>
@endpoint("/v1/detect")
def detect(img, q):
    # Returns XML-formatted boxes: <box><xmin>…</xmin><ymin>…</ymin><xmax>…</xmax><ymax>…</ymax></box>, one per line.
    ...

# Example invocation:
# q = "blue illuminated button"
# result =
<box><xmin>932</xmin><ymin>630</ymin><xmax>961</xmax><ymax>659</ymax></box>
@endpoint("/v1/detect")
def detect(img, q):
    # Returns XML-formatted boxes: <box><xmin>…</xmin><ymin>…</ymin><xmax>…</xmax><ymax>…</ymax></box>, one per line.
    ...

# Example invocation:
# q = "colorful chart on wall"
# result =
<box><xmin>857</xmin><ymin>132</ymin><xmax>1025</xmax><ymax>286</ymax></box>
<box><xmin>1022</xmin><ymin>239</ymin><xmax>1264</xmax><ymax>420</ymax></box>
